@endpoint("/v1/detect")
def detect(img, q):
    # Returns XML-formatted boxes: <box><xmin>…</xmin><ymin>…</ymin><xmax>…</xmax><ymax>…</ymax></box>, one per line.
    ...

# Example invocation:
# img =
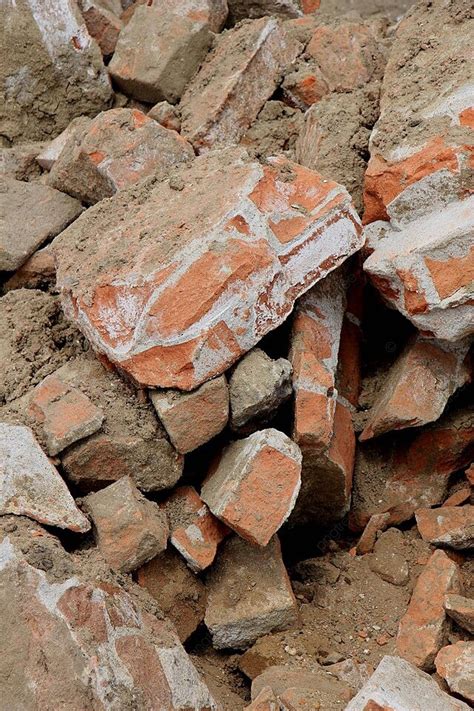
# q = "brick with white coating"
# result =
<box><xmin>435</xmin><ymin>642</ymin><xmax>474</xmax><ymax>703</ymax></box>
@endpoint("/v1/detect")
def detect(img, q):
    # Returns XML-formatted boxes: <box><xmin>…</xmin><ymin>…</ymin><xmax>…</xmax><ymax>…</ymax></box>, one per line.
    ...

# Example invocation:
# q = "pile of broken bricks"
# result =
<box><xmin>0</xmin><ymin>0</ymin><xmax>473</xmax><ymax>709</ymax></box>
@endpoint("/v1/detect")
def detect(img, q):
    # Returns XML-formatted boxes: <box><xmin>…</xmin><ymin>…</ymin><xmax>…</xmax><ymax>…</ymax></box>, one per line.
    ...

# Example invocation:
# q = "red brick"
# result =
<box><xmin>435</xmin><ymin>642</ymin><xmax>474</xmax><ymax>703</ymax></box>
<box><xmin>3</xmin><ymin>244</ymin><xmax>56</xmax><ymax>292</ymax></box>
<box><xmin>78</xmin><ymin>0</ymin><xmax>123</xmax><ymax>56</ymax></box>
<box><xmin>356</xmin><ymin>512</ymin><xmax>391</xmax><ymax>555</ymax></box>
<box><xmin>415</xmin><ymin>505</ymin><xmax>474</xmax><ymax>550</ymax></box>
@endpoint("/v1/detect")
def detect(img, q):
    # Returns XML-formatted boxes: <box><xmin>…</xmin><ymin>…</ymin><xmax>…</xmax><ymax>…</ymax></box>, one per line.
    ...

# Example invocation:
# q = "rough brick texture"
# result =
<box><xmin>415</xmin><ymin>505</ymin><xmax>474</xmax><ymax>550</ymax></box>
<box><xmin>435</xmin><ymin>642</ymin><xmax>474</xmax><ymax>704</ymax></box>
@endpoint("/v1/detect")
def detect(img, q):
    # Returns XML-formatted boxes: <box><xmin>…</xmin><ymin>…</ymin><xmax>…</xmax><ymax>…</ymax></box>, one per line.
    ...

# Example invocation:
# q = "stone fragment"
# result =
<box><xmin>54</xmin><ymin>150</ymin><xmax>362</xmax><ymax>390</ymax></box>
<box><xmin>137</xmin><ymin>550</ymin><xmax>207</xmax><ymax>642</ymax></box>
<box><xmin>350</xmin><ymin>407</ymin><xmax>474</xmax><ymax>530</ymax></box>
<box><xmin>36</xmin><ymin>116</ymin><xmax>92</xmax><ymax>171</ymax></box>
<box><xmin>228</xmin><ymin>0</ymin><xmax>319</xmax><ymax>21</ymax></box>
<box><xmin>0</xmin><ymin>142</ymin><xmax>46</xmax><ymax>181</ymax></box>
<box><xmin>150</xmin><ymin>376</ymin><xmax>229</xmax><ymax>454</ymax></box>
<box><xmin>78</xmin><ymin>0</ymin><xmax>123</xmax><ymax>56</ymax></box>
<box><xmin>444</xmin><ymin>594</ymin><xmax>474</xmax><ymax>635</ymax></box>
<box><xmin>345</xmin><ymin>655</ymin><xmax>470</xmax><ymax>711</ymax></box>
<box><xmin>163</xmin><ymin>486</ymin><xmax>228</xmax><ymax>572</ymax></box>
<box><xmin>3</xmin><ymin>245</ymin><xmax>56</xmax><ymax>292</ymax></box>
<box><xmin>201</xmin><ymin>429</ymin><xmax>301</xmax><ymax>546</ymax></box>
<box><xmin>415</xmin><ymin>506</ymin><xmax>474</xmax><ymax>550</ymax></box>
<box><xmin>396</xmin><ymin>549</ymin><xmax>462</xmax><ymax>671</ymax></box>
<box><xmin>435</xmin><ymin>642</ymin><xmax>474</xmax><ymax>704</ymax></box>
<box><xmin>27</xmin><ymin>371</ymin><xmax>104</xmax><ymax>456</ymax></box>
<box><xmin>0</xmin><ymin>535</ymin><xmax>216</xmax><ymax>710</ymax></box>
<box><xmin>205</xmin><ymin>535</ymin><xmax>298</xmax><ymax>649</ymax></box>
<box><xmin>229</xmin><ymin>349</ymin><xmax>292</xmax><ymax>432</ymax></box>
<box><xmin>361</xmin><ymin>337</ymin><xmax>471</xmax><ymax>440</ymax></box>
<box><xmin>367</xmin><ymin>528</ymin><xmax>409</xmax><ymax>586</ymax></box>
<box><xmin>47</xmin><ymin>108</ymin><xmax>193</xmax><ymax>205</ymax></box>
<box><xmin>84</xmin><ymin>476</ymin><xmax>168</xmax><ymax>572</ymax></box>
<box><xmin>109</xmin><ymin>5</ymin><xmax>212</xmax><ymax>103</ymax></box>
<box><xmin>251</xmin><ymin>665</ymin><xmax>350</xmax><ymax>708</ymax></box>
<box><xmin>0</xmin><ymin>0</ymin><xmax>112</xmax><ymax>143</ymax></box>
<box><xmin>148</xmin><ymin>101</ymin><xmax>182</xmax><ymax>132</ymax></box>
<box><xmin>180</xmin><ymin>17</ymin><xmax>300</xmax><ymax>152</ymax></box>
<box><xmin>0</xmin><ymin>423</ymin><xmax>90</xmax><ymax>533</ymax></box>
<box><xmin>0</xmin><ymin>178</ymin><xmax>82</xmax><ymax>272</ymax></box>
<box><xmin>356</xmin><ymin>512</ymin><xmax>390</xmax><ymax>555</ymax></box>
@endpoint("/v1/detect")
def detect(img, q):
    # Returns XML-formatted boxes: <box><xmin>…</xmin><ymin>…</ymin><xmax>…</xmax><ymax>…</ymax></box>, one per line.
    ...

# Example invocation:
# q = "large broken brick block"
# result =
<box><xmin>0</xmin><ymin>535</ymin><xmax>216</xmax><ymax>710</ymax></box>
<box><xmin>150</xmin><ymin>376</ymin><xmax>229</xmax><ymax>454</ymax></box>
<box><xmin>180</xmin><ymin>17</ymin><xmax>300</xmax><ymax>152</ymax></box>
<box><xmin>350</xmin><ymin>406</ymin><xmax>474</xmax><ymax>530</ymax></box>
<box><xmin>0</xmin><ymin>178</ymin><xmax>82</xmax><ymax>272</ymax></box>
<box><xmin>0</xmin><ymin>0</ymin><xmax>111</xmax><ymax>143</ymax></box>
<box><xmin>47</xmin><ymin>108</ymin><xmax>193</xmax><ymax>205</ymax></box>
<box><xmin>78</xmin><ymin>0</ymin><xmax>123</xmax><ymax>56</ymax></box>
<box><xmin>109</xmin><ymin>5</ymin><xmax>213</xmax><ymax>103</ymax></box>
<box><xmin>396</xmin><ymin>549</ymin><xmax>462</xmax><ymax>671</ymax></box>
<box><xmin>436</xmin><ymin>642</ymin><xmax>474</xmax><ymax>703</ymax></box>
<box><xmin>163</xmin><ymin>486</ymin><xmax>229</xmax><ymax>572</ymax></box>
<box><xmin>201</xmin><ymin>429</ymin><xmax>302</xmax><ymax>546</ymax></box>
<box><xmin>84</xmin><ymin>476</ymin><xmax>169</xmax><ymax>572</ymax></box>
<box><xmin>54</xmin><ymin>150</ymin><xmax>363</xmax><ymax>390</ymax></box>
<box><xmin>345</xmin><ymin>655</ymin><xmax>470</xmax><ymax>711</ymax></box>
<box><xmin>28</xmin><ymin>371</ymin><xmax>104</xmax><ymax>456</ymax></box>
<box><xmin>137</xmin><ymin>550</ymin><xmax>207</xmax><ymax>642</ymax></box>
<box><xmin>415</xmin><ymin>505</ymin><xmax>474</xmax><ymax>550</ymax></box>
<box><xmin>0</xmin><ymin>423</ymin><xmax>90</xmax><ymax>533</ymax></box>
<box><xmin>360</xmin><ymin>336</ymin><xmax>471</xmax><ymax>440</ymax></box>
<box><xmin>444</xmin><ymin>593</ymin><xmax>474</xmax><ymax>635</ymax></box>
<box><xmin>205</xmin><ymin>535</ymin><xmax>298</xmax><ymax>649</ymax></box>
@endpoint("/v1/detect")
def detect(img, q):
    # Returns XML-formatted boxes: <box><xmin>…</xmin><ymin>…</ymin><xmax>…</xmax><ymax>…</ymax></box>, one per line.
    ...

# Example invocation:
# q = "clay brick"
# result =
<box><xmin>396</xmin><ymin>550</ymin><xmax>462</xmax><ymax>671</ymax></box>
<box><xmin>346</xmin><ymin>654</ymin><xmax>470</xmax><ymax>710</ymax></box>
<box><xmin>109</xmin><ymin>5</ymin><xmax>213</xmax><ymax>103</ymax></box>
<box><xmin>229</xmin><ymin>349</ymin><xmax>292</xmax><ymax>433</ymax></box>
<box><xmin>0</xmin><ymin>423</ymin><xmax>90</xmax><ymax>533</ymax></box>
<box><xmin>47</xmin><ymin>108</ymin><xmax>193</xmax><ymax>205</ymax></box>
<box><xmin>444</xmin><ymin>594</ymin><xmax>474</xmax><ymax>635</ymax></box>
<box><xmin>78</xmin><ymin>0</ymin><xmax>122</xmax><ymax>56</ymax></box>
<box><xmin>163</xmin><ymin>486</ymin><xmax>228</xmax><ymax>572</ymax></box>
<box><xmin>148</xmin><ymin>101</ymin><xmax>182</xmax><ymax>132</ymax></box>
<box><xmin>3</xmin><ymin>245</ymin><xmax>56</xmax><ymax>293</ymax></box>
<box><xmin>435</xmin><ymin>642</ymin><xmax>474</xmax><ymax>704</ymax></box>
<box><xmin>0</xmin><ymin>178</ymin><xmax>82</xmax><ymax>272</ymax></box>
<box><xmin>180</xmin><ymin>17</ymin><xmax>301</xmax><ymax>152</ymax></box>
<box><xmin>360</xmin><ymin>336</ymin><xmax>471</xmax><ymax>440</ymax></box>
<box><xmin>84</xmin><ymin>476</ymin><xmax>169</xmax><ymax>572</ymax></box>
<box><xmin>150</xmin><ymin>376</ymin><xmax>229</xmax><ymax>454</ymax></box>
<box><xmin>28</xmin><ymin>371</ymin><xmax>104</xmax><ymax>456</ymax></box>
<box><xmin>54</xmin><ymin>150</ymin><xmax>363</xmax><ymax>390</ymax></box>
<box><xmin>415</xmin><ymin>505</ymin><xmax>474</xmax><ymax>550</ymax></box>
<box><xmin>137</xmin><ymin>549</ymin><xmax>207</xmax><ymax>642</ymax></box>
<box><xmin>205</xmin><ymin>535</ymin><xmax>298</xmax><ymax>649</ymax></box>
<box><xmin>356</xmin><ymin>512</ymin><xmax>390</xmax><ymax>555</ymax></box>
<box><xmin>201</xmin><ymin>429</ymin><xmax>302</xmax><ymax>546</ymax></box>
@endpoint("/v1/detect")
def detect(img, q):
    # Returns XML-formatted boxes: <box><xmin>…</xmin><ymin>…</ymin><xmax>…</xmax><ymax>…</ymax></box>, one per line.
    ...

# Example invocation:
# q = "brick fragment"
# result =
<box><xmin>148</xmin><ymin>101</ymin><xmax>182</xmax><ymax>132</ymax></box>
<box><xmin>360</xmin><ymin>336</ymin><xmax>471</xmax><ymax>440</ymax></box>
<box><xmin>205</xmin><ymin>536</ymin><xmax>298</xmax><ymax>649</ymax></box>
<box><xmin>36</xmin><ymin>116</ymin><xmax>92</xmax><ymax>171</ymax></box>
<box><xmin>0</xmin><ymin>142</ymin><xmax>45</xmax><ymax>181</ymax></box>
<box><xmin>109</xmin><ymin>5</ymin><xmax>213</xmax><ymax>103</ymax></box>
<box><xmin>0</xmin><ymin>423</ymin><xmax>90</xmax><ymax>533</ymax></box>
<box><xmin>47</xmin><ymin>108</ymin><xmax>193</xmax><ymax>205</ymax></box>
<box><xmin>84</xmin><ymin>476</ymin><xmax>168</xmax><ymax>572</ymax></box>
<box><xmin>3</xmin><ymin>245</ymin><xmax>56</xmax><ymax>292</ymax></box>
<box><xmin>0</xmin><ymin>178</ymin><xmax>82</xmax><ymax>272</ymax></box>
<box><xmin>443</xmin><ymin>487</ymin><xmax>471</xmax><ymax>507</ymax></box>
<box><xmin>345</xmin><ymin>655</ymin><xmax>470</xmax><ymax>711</ymax></box>
<box><xmin>150</xmin><ymin>376</ymin><xmax>229</xmax><ymax>454</ymax></box>
<box><xmin>201</xmin><ymin>429</ymin><xmax>302</xmax><ymax>546</ymax></box>
<box><xmin>180</xmin><ymin>17</ymin><xmax>300</xmax><ymax>152</ymax></box>
<box><xmin>244</xmin><ymin>686</ymin><xmax>279</xmax><ymax>711</ymax></box>
<box><xmin>396</xmin><ymin>549</ymin><xmax>462</xmax><ymax>671</ymax></box>
<box><xmin>435</xmin><ymin>642</ymin><xmax>474</xmax><ymax>704</ymax></box>
<box><xmin>28</xmin><ymin>371</ymin><xmax>104</xmax><ymax>456</ymax></box>
<box><xmin>163</xmin><ymin>486</ymin><xmax>228</xmax><ymax>572</ymax></box>
<box><xmin>356</xmin><ymin>513</ymin><xmax>390</xmax><ymax>555</ymax></box>
<box><xmin>251</xmin><ymin>665</ymin><xmax>350</xmax><ymax>708</ymax></box>
<box><xmin>54</xmin><ymin>150</ymin><xmax>362</xmax><ymax>390</ymax></box>
<box><xmin>415</xmin><ymin>506</ymin><xmax>474</xmax><ymax>550</ymax></box>
<box><xmin>229</xmin><ymin>349</ymin><xmax>292</xmax><ymax>433</ymax></box>
<box><xmin>137</xmin><ymin>550</ymin><xmax>206</xmax><ymax>642</ymax></box>
<box><xmin>444</xmin><ymin>594</ymin><xmax>474</xmax><ymax>635</ymax></box>
<box><xmin>78</xmin><ymin>0</ymin><xmax>122</xmax><ymax>56</ymax></box>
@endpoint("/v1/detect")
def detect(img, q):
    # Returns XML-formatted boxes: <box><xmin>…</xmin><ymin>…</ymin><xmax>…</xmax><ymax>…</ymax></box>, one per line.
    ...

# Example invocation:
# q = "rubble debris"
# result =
<box><xmin>0</xmin><ymin>423</ymin><xmax>90</xmax><ymax>533</ymax></box>
<box><xmin>415</xmin><ymin>505</ymin><xmax>474</xmax><ymax>550</ymax></box>
<box><xmin>201</xmin><ymin>428</ymin><xmax>302</xmax><ymax>546</ymax></box>
<box><xmin>0</xmin><ymin>178</ymin><xmax>82</xmax><ymax>272</ymax></box>
<box><xmin>148</xmin><ymin>101</ymin><xmax>182</xmax><ymax>132</ymax></box>
<box><xmin>205</xmin><ymin>536</ymin><xmax>298</xmax><ymax>649</ymax></box>
<box><xmin>250</xmin><ymin>664</ymin><xmax>351</xmax><ymax>709</ymax></box>
<box><xmin>36</xmin><ymin>116</ymin><xmax>92</xmax><ymax>171</ymax></box>
<box><xmin>356</xmin><ymin>513</ymin><xmax>391</xmax><ymax>555</ymax></box>
<box><xmin>367</xmin><ymin>528</ymin><xmax>409</xmax><ymax>586</ymax></box>
<box><xmin>444</xmin><ymin>593</ymin><xmax>474</xmax><ymax>635</ymax></box>
<box><xmin>150</xmin><ymin>376</ymin><xmax>229</xmax><ymax>454</ymax></box>
<box><xmin>435</xmin><ymin>642</ymin><xmax>474</xmax><ymax>703</ymax></box>
<box><xmin>229</xmin><ymin>348</ymin><xmax>292</xmax><ymax>433</ymax></box>
<box><xmin>3</xmin><ymin>246</ymin><xmax>56</xmax><ymax>293</ymax></box>
<box><xmin>228</xmin><ymin>0</ymin><xmax>320</xmax><ymax>22</ymax></box>
<box><xmin>84</xmin><ymin>476</ymin><xmax>169</xmax><ymax>572</ymax></box>
<box><xmin>0</xmin><ymin>142</ymin><xmax>46</xmax><ymax>181</ymax></box>
<box><xmin>77</xmin><ymin>0</ymin><xmax>123</xmax><ymax>56</ymax></box>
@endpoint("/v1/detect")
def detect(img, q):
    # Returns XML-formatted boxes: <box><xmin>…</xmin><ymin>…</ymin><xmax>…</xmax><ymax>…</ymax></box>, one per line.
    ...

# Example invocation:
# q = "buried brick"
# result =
<box><xmin>396</xmin><ymin>549</ymin><xmax>462</xmax><ymax>671</ymax></box>
<box><xmin>444</xmin><ymin>594</ymin><xmax>474</xmax><ymax>635</ymax></box>
<box><xmin>201</xmin><ymin>429</ymin><xmax>302</xmax><ymax>546</ymax></box>
<box><xmin>47</xmin><ymin>108</ymin><xmax>193</xmax><ymax>205</ymax></box>
<box><xmin>54</xmin><ymin>150</ymin><xmax>362</xmax><ymax>390</ymax></box>
<box><xmin>205</xmin><ymin>535</ymin><xmax>298</xmax><ymax>649</ymax></box>
<box><xmin>84</xmin><ymin>476</ymin><xmax>169</xmax><ymax>572</ymax></box>
<box><xmin>435</xmin><ymin>642</ymin><xmax>474</xmax><ymax>704</ymax></box>
<box><xmin>0</xmin><ymin>423</ymin><xmax>90</xmax><ymax>533</ymax></box>
<box><xmin>415</xmin><ymin>505</ymin><xmax>474</xmax><ymax>550</ymax></box>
